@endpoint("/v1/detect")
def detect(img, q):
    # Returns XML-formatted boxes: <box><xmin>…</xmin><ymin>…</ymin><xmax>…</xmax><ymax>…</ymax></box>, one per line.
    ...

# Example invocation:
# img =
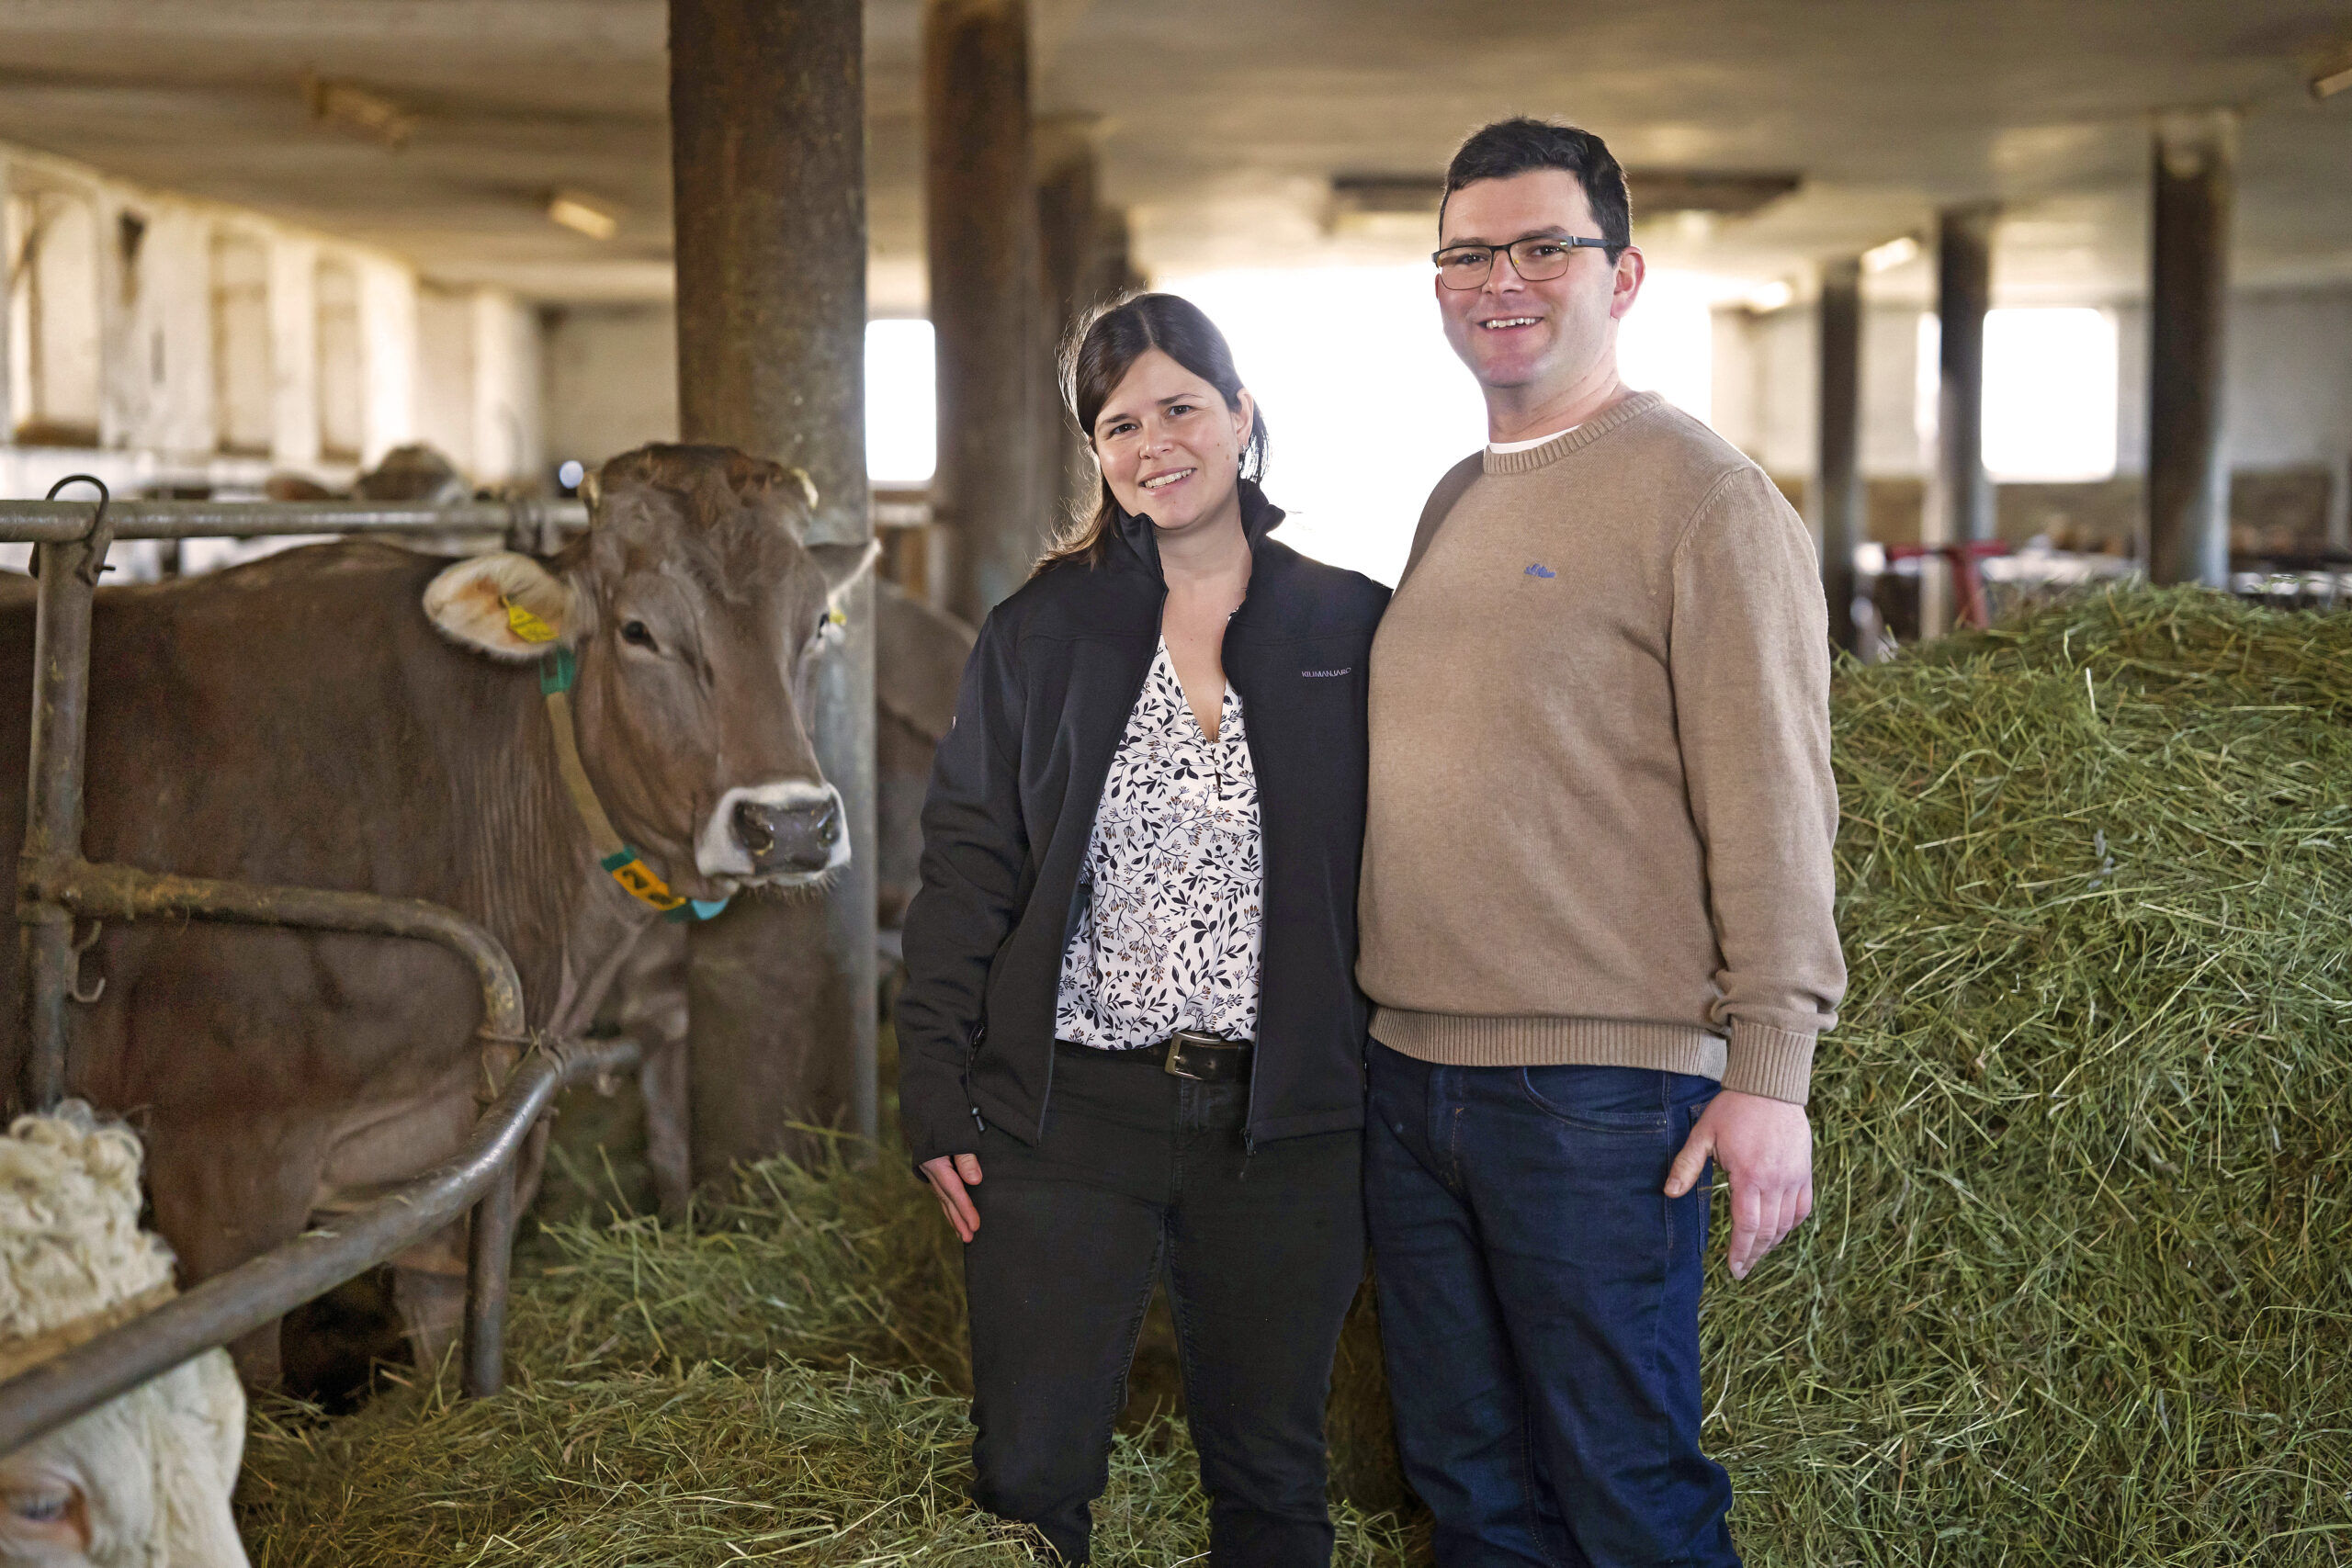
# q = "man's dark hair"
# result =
<box><xmin>1441</xmin><ymin>117</ymin><xmax>1631</xmax><ymax>260</ymax></box>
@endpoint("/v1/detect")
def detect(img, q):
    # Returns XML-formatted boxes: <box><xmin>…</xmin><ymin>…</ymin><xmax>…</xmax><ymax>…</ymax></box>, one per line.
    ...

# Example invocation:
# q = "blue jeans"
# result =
<box><xmin>1364</xmin><ymin>1042</ymin><xmax>1737</xmax><ymax>1568</ymax></box>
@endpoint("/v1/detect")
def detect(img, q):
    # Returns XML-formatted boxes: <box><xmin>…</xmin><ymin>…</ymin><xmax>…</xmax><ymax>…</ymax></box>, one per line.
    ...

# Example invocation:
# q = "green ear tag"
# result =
<box><xmin>539</xmin><ymin>646</ymin><xmax>577</xmax><ymax>695</ymax></box>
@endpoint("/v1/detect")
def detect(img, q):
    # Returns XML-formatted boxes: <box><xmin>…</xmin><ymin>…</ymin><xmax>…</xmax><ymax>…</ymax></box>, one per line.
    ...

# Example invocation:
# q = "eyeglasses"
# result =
<box><xmin>1431</xmin><ymin>235</ymin><xmax>1613</xmax><ymax>289</ymax></box>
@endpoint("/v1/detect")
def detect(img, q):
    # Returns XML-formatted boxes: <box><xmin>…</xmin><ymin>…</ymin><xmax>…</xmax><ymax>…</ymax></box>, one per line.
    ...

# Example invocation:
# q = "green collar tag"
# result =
<box><xmin>539</xmin><ymin>646</ymin><xmax>577</xmax><ymax>696</ymax></box>
<box><xmin>548</xmin><ymin>650</ymin><xmax>728</xmax><ymax>924</ymax></box>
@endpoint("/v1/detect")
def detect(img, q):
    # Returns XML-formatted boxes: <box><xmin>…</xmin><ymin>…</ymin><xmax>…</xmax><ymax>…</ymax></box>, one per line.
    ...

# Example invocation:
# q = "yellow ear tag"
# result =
<box><xmin>503</xmin><ymin>596</ymin><xmax>560</xmax><ymax>644</ymax></box>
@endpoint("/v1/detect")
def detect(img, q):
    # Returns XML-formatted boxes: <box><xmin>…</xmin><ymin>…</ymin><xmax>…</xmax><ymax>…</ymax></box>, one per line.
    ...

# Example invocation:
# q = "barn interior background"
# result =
<box><xmin>0</xmin><ymin>1</ymin><xmax>2345</xmax><ymax>1563</ymax></box>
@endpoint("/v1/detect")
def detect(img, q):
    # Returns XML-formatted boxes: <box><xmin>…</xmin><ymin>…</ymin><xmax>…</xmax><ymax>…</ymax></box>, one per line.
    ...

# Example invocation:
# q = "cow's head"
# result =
<box><xmin>422</xmin><ymin>444</ymin><xmax>876</xmax><ymax>901</ymax></box>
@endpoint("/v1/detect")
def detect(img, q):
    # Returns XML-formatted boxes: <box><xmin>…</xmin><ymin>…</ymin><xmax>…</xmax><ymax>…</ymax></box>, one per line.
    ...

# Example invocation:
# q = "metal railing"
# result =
<box><xmin>0</xmin><ymin>480</ymin><xmax>603</xmax><ymax>1455</ymax></box>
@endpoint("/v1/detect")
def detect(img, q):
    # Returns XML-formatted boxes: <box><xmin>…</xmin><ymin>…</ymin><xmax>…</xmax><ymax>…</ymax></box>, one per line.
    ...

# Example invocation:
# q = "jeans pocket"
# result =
<box><xmin>1514</xmin><ymin>1065</ymin><xmax>1674</xmax><ymax>1134</ymax></box>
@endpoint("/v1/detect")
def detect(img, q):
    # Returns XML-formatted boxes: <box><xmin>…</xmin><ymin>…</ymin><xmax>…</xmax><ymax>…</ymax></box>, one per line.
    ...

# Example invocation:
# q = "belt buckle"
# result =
<box><xmin>1162</xmin><ymin>1030</ymin><xmax>1217</xmax><ymax>1080</ymax></box>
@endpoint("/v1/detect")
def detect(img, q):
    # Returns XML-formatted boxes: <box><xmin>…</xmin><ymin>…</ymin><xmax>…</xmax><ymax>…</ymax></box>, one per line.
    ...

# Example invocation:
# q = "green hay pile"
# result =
<box><xmin>238</xmin><ymin>588</ymin><xmax>2351</xmax><ymax>1565</ymax></box>
<box><xmin>236</xmin><ymin>1137</ymin><xmax>1418</xmax><ymax>1564</ymax></box>
<box><xmin>1722</xmin><ymin>588</ymin><xmax>2352</xmax><ymax>1562</ymax></box>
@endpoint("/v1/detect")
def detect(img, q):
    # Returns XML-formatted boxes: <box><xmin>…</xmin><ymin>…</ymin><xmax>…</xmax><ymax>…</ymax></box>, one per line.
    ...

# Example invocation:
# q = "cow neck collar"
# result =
<box><xmin>1110</xmin><ymin>477</ymin><xmax>1283</xmax><ymax>583</ymax></box>
<box><xmin>537</xmin><ymin>647</ymin><xmax>730</xmax><ymax>923</ymax></box>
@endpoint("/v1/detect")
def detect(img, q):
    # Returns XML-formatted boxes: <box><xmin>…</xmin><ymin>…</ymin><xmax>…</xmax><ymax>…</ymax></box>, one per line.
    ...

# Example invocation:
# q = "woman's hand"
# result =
<box><xmin>920</xmin><ymin>1153</ymin><xmax>984</xmax><ymax>1242</ymax></box>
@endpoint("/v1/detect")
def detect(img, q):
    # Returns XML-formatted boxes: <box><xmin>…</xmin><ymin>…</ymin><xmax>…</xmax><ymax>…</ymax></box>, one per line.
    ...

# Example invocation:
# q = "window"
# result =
<box><xmin>865</xmin><ymin>318</ymin><xmax>935</xmax><ymax>483</ymax></box>
<box><xmin>6</xmin><ymin>189</ymin><xmax>103</xmax><ymax>447</ymax></box>
<box><xmin>316</xmin><ymin>258</ymin><xmax>364</xmax><ymax>460</ymax></box>
<box><xmin>1916</xmin><ymin>308</ymin><xmax>2119</xmax><ymax>482</ymax></box>
<box><xmin>210</xmin><ymin>231</ymin><xmax>273</xmax><ymax>455</ymax></box>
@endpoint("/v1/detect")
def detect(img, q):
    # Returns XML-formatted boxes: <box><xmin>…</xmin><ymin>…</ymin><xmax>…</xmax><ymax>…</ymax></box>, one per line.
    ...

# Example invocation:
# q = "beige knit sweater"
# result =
<box><xmin>1357</xmin><ymin>390</ymin><xmax>1845</xmax><ymax>1105</ymax></box>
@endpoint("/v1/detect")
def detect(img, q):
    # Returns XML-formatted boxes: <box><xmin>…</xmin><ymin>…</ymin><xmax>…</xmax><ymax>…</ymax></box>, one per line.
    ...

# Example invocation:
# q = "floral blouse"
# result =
<box><xmin>1054</xmin><ymin>638</ymin><xmax>1263</xmax><ymax>1049</ymax></box>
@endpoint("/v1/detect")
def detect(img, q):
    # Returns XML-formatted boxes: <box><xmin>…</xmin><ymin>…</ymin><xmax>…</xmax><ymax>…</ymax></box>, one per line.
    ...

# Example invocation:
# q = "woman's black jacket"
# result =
<box><xmin>895</xmin><ymin>483</ymin><xmax>1390</xmax><ymax>1168</ymax></box>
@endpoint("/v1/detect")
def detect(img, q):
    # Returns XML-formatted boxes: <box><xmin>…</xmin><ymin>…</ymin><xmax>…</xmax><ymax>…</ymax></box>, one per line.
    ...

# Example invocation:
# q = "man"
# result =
<box><xmin>1357</xmin><ymin>117</ymin><xmax>1846</xmax><ymax>1566</ymax></box>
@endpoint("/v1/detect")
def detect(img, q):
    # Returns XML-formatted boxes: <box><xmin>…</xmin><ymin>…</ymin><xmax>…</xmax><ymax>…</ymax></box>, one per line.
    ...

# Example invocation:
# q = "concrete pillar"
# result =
<box><xmin>670</xmin><ymin>0</ymin><xmax>877</xmax><ymax>1172</ymax></box>
<box><xmin>1815</xmin><ymin>255</ymin><xmax>1864</xmax><ymax>656</ymax></box>
<box><xmin>925</xmin><ymin>0</ymin><xmax>1040</xmax><ymax>623</ymax></box>
<box><xmin>1936</xmin><ymin>206</ymin><xmax>1997</xmax><ymax>548</ymax></box>
<box><xmin>0</xmin><ymin>155</ymin><xmax>13</xmax><ymax>443</ymax></box>
<box><xmin>1035</xmin><ymin>116</ymin><xmax>1108</xmax><ymax>532</ymax></box>
<box><xmin>1926</xmin><ymin>204</ymin><xmax>1997</xmax><ymax>637</ymax></box>
<box><xmin>2146</xmin><ymin>109</ymin><xmax>2236</xmax><ymax>587</ymax></box>
<box><xmin>1095</xmin><ymin>205</ymin><xmax>1146</xmax><ymax>300</ymax></box>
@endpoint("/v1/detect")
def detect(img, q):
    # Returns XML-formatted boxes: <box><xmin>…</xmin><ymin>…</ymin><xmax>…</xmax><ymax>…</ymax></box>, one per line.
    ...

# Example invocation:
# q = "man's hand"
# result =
<box><xmin>920</xmin><ymin>1153</ymin><xmax>984</xmax><ymax>1243</ymax></box>
<box><xmin>1664</xmin><ymin>1089</ymin><xmax>1812</xmax><ymax>1280</ymax></box>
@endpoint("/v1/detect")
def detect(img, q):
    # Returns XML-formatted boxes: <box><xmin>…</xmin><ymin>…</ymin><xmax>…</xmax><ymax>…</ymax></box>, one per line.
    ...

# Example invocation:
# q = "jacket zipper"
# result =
<box><xmin>964</xmin><ymin>1019</ymin><xmax>987</xmax><ymax>1134</ymax></box>
<box><xmin>1221</xmin><ymin>595</ymin><xmax>1265</xmax><ymax>1159</ymax></box>
<box><xmin>1038</xmin><ymin>576</ymin><xmax>1168</xmax><ymax>1146</ymax></box>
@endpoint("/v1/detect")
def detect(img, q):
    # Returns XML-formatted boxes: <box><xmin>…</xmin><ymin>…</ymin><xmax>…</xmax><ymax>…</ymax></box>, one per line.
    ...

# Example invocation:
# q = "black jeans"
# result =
<box><xmin>963</xmin><ymin>1042</ymin><xmax>1365</xmax><ymax>1564</ymax></box>
<box><xmin>1365</xmin><ymin>1042</ymin><xmax>1736</xmax><ymax>1568</ymax></box>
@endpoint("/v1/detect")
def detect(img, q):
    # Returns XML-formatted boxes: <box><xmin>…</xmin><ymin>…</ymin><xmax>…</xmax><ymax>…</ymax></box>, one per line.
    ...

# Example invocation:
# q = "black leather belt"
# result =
<box><xmin>1084</xmin><ymin>1029</ymin><xmax>1252</xmax><ymax>1083</ymax></box>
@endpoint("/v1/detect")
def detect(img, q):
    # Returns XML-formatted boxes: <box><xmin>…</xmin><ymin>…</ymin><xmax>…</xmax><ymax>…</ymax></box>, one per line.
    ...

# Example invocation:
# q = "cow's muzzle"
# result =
<box><xmin>698</xmin><ymin>782</ymin><xmax>851</xmax><ymax>884</ymax></box>
<box><xmin>734</xmin><ymin>794</ymin><xmax>838</xmax><ymax>873</ymax></box>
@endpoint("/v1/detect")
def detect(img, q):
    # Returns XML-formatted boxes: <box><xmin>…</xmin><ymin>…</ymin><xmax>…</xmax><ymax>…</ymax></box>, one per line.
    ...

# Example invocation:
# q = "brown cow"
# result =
<box><xmin>618</xmin><ymin>577</ymin><xmax>975</xmax><ymax>1219</ymax></box>
<box><xmin>0</xmin><ymin>444</ymin><xmax>874</xmax><ymax>1382</ymax></box>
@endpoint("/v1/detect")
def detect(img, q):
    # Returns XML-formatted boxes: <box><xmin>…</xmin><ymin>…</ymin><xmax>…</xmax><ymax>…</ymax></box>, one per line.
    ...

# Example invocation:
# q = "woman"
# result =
<box><xmin>896</xmin><ymin>293</ymin><xmax>1387</xmax><ymax>1566</ymax></box>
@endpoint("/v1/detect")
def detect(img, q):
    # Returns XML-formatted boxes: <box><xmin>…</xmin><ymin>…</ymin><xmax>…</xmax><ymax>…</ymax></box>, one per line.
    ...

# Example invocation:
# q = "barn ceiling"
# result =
<box><xmin>0</xmin><ymin>0</ymin><xmax>2344</xmax><ymax>309</ymax></box>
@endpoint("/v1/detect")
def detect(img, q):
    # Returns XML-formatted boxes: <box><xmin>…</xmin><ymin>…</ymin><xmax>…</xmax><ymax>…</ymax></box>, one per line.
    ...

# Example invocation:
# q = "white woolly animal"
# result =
<box><xmin>0</xmin><ymin>1105</ymin><xmax>247</xmax><ymax>1566</ymax></box>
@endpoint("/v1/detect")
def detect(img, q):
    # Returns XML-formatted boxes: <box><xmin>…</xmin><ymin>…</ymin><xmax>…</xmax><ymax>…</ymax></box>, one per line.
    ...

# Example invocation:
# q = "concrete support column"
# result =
<box><xmin>1928</xmin><ymin>204</ymin><xmax>1997</xmax><ymax>637</ymax></box>
<box><xmin>1936</xmin><ymin>205</ymin><xmax>1997</xmax><ymax>548</ymax></box>
<box><xmin>926</xmin><ymin>0</ymin><xmax>1040</xmax><ymax>623</ymax></box>
<box><xmin>1815</xmin><ymin>255</ymin><xmax>1864</xmax><ymax>655</ymax></box>
<box><xmin>670</xmin><ymin>0</ymin><xmax>877</xmax><ymax>1174</ymax></box>
<box><xmin>2146</xmin><ymin>109</ymin><xmax>2236</xmax><ymax>587</ymax></box>
<box><xmin>0</xmin><ymin>155</ymin><xmax>13</xmax><ymax>443</ymax></box>
<box><xmin>1037</xmin><ymin>117</ymin><xmax>1121</xmax><ymax>532</ymax></box>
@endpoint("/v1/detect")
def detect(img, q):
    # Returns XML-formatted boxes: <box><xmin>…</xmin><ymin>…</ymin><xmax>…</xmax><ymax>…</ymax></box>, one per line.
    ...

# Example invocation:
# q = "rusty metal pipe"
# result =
<box><xmin>17</xmin><ymin>479</ymin><xmax>111</xmax><ymax>1109</ymax></box>
<box><xmin>18</xmin><ymin>859</ymin><xmax>537</xmax><ymax>1398</ymax></box>
<box><xmin>461</xmin><ymin>1156</ymin><xmax>521</xmax><ymax>1397</ymax></box>
<box><xmin>21</xmin><ymin>857</ymin><xmax>526</xmax><ymax>1043</ymax></box>
<box><xmin>0</xmin><ymin>498</ymin><xmax>586</xmax><ymax>545</ymax></box>
<box><xmin>0</xmin><ymin>1035</ymin><xmax>639</xmax><ymax>1455</ymax></box>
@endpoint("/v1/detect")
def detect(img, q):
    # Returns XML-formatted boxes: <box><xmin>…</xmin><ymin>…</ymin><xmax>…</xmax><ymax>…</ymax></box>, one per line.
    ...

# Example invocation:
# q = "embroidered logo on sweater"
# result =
<box><xmin>1301</xmin><ymin>668</ymin><xmax>1351</xmax><ymax>678</ymax></box>
<box><xmin>1524</xmin><ymin>562</ymin><xmax>1557</xmax><ymax>578</ymax></box>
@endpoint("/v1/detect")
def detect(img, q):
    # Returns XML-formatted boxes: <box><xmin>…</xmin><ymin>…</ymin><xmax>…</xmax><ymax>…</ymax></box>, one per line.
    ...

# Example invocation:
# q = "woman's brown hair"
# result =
<box><xmin>1035</xmin><ymin>292</ymin><xmax>1271</xmax><ymax>572</ymax></box>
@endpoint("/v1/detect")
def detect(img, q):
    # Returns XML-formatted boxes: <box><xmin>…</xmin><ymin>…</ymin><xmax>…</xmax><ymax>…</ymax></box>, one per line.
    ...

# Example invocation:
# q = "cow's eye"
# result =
<box><xmin>620</xmin><ymin>620</ymin><xmax>657</xmax><ymax>650</ymax></box>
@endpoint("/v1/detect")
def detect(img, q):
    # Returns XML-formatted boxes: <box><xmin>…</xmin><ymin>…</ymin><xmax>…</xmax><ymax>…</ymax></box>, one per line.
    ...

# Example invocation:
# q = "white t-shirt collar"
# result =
<box><xmin>1487</xmin><ymin>423</ymin><xmax>1579</xmax><ymax>456</ymax></box>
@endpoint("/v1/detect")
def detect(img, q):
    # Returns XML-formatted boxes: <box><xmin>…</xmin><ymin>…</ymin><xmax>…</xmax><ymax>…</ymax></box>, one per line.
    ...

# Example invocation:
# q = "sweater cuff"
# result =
<box><xmin>1721</xmin><ymin>1020</ymin><xmax>1816</xmax><ymax>1105</ymax></box>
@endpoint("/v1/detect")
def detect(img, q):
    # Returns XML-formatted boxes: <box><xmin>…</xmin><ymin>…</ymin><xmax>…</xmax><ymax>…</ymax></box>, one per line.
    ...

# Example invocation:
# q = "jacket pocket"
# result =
<box><xmin>961</xmin><ymin>1020</ymin><xmax>987</xmax><ymax>1101</ymax></box>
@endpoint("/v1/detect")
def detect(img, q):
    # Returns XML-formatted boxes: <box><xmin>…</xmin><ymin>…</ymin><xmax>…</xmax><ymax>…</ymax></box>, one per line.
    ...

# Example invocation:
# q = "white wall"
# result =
<box><xmin>413</xmin><ymin>286</ymin><xmax>473</xmax><ymax>468</ymax></box>
<box><xmin>418</xmin><ymin>286</ymin><xmax>545</xmax><ymax>486</ymax></box>
<box><xmin>356</xmin><ymin>254</ymin><xmax>418</xmax><ymax>470</ymax></box>
<box><xmin>120</xmin><ymin>204</ymin><xmax>217</xmax><ymax>457</ymax></box>
<box><xmin>0</xmin><ymin>139</ymin><xmax>541</xmax><ymax>497</ymax></box>
<box><xmin>2222</xmin><ymin>290</ymin><xmax>2352</xmax><ymax>474</ymax></box>
<box><xmin>471</xmin><ymin>290</ymin><xmax>543</xmax><ymax>487</ymax></box>
<box><xmin>1713</xmin><ymin>303</ymin><xmax>1923</xmax><ymax>479</ymax></box>
<box><xmin>1724</xmin><ymin>284</ymin><xmax>2352</xmax><ymax>498</ymax></box>
<box><xmin>543</xmin><ymin>304</ymin><xmax>678</xmax><ymax>469</ymax></box>
<box><xmin>266</xmin><ymin>233</ymin><xmax>320</xmax><ymax>468</ymax></box>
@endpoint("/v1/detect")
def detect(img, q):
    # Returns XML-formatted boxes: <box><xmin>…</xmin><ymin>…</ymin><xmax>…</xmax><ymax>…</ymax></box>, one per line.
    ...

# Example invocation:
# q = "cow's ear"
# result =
<box><xmin>423</xmin><ymin>553</ymin><xmax>575</xmax><ymax>661</ymax></box>
<box><xmin>808</xmin><ymin>539</ymin><xmax>881</xmax><ymax>607</ymax></box>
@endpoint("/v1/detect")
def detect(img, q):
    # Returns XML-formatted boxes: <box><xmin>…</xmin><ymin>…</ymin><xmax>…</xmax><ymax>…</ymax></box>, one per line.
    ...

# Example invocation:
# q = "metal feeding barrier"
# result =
<box><xmin>0</xmin><ymin>478</ymin><xmax>618</xmax><ymax>1456</ymax></box>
